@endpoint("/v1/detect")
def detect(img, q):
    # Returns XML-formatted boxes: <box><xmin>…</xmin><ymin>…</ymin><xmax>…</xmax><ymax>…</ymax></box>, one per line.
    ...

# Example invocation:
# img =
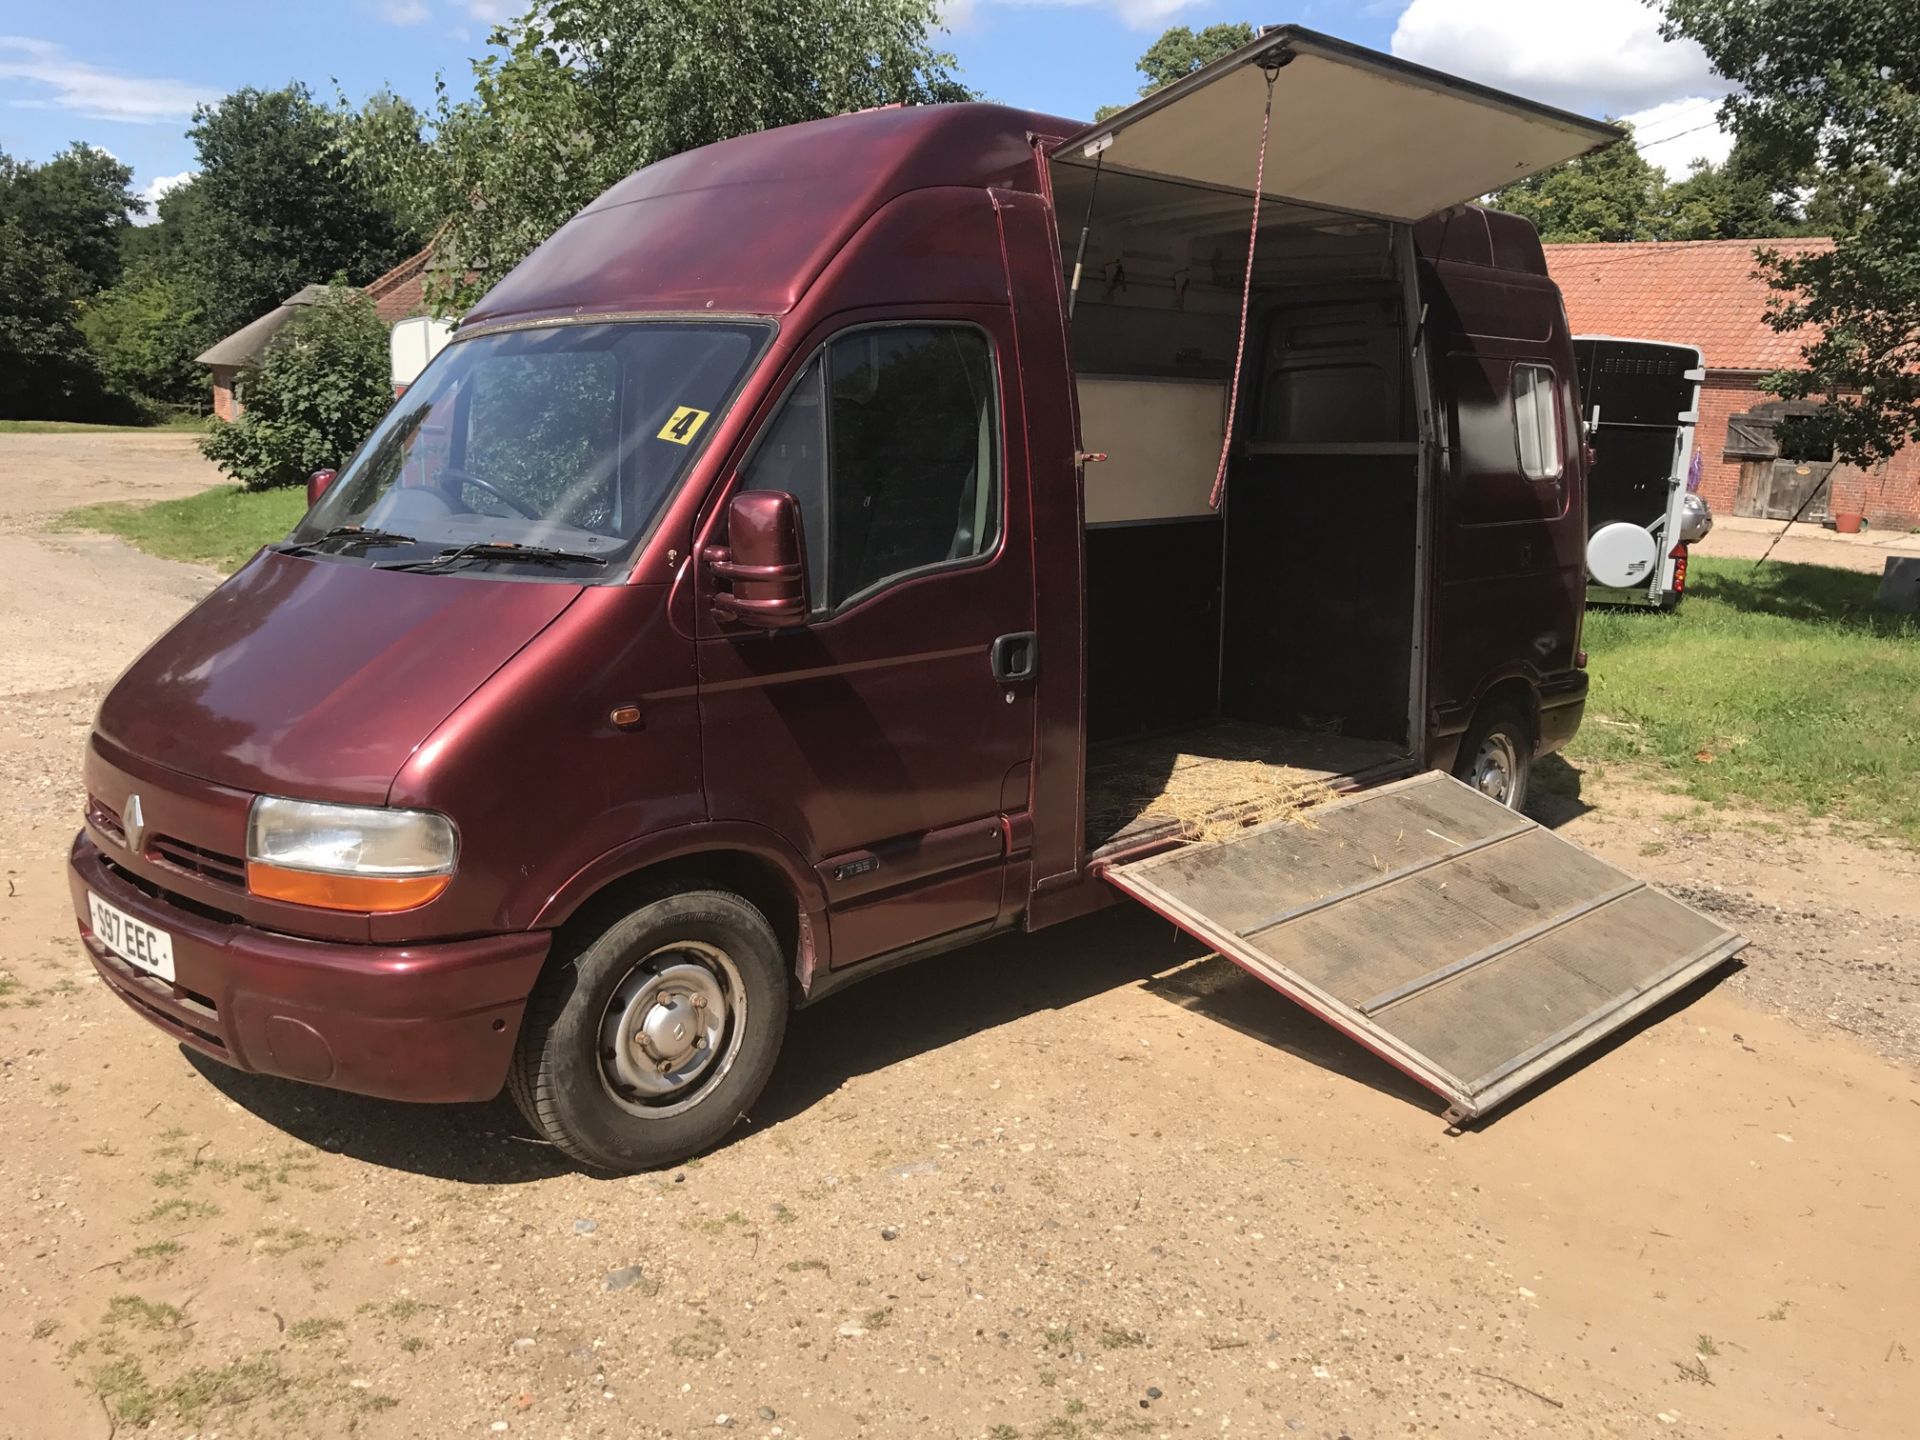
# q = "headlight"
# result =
<box><xmin>246</xmin><ymin>797</ymin><xmax>457</xmax><ymax>912</ymax></box>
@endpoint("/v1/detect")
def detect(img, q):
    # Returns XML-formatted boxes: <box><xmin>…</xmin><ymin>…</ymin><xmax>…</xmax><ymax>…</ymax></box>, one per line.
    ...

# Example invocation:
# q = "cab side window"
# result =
<box><xmin>743</xmin><ymin>325</ymin><xmax>998</xmax><ymax>611</ymax></box>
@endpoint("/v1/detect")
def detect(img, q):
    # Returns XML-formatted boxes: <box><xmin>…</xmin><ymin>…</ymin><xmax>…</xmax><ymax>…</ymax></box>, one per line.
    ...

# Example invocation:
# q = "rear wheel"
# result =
<box><xmin>510</xmin><ymin>888</ymin><xmax>789</xmax><ymax>1173</ymax></box>
<box><xmin>1453</xmin><ymin>704</ymin><xmax>1533</xmax><ymax>811</ymax></box>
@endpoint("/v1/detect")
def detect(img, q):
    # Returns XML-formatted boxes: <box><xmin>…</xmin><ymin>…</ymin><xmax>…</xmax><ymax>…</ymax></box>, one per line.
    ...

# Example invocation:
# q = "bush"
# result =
<box><xmin>200</xmin><ymin>282</ymin><xmax>391</xmax><ymax>490</ymax></box>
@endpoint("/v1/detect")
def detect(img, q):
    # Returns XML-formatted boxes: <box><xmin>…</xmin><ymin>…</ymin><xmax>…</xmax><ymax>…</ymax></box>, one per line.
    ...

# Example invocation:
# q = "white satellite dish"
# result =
<box><xmin>1587</xmin><ymin>522</ymin><xmax>1659</xmax><ymax>590</ymax></box>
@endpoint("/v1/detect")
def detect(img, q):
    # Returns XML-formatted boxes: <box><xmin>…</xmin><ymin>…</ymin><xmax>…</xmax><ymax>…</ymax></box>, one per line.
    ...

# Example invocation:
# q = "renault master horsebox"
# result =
<box><xmin>70</xmin><ymin>28</ymin><xmax>1747</xmax><ymax>1171</ymax></box>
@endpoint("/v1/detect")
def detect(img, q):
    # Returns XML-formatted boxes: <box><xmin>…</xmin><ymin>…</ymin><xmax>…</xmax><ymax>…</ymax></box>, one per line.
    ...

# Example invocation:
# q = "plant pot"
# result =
<box><xmin>1833</xmin><ymin>511</ymin><xmax>1865</xmax><ymax>534</ymax></box>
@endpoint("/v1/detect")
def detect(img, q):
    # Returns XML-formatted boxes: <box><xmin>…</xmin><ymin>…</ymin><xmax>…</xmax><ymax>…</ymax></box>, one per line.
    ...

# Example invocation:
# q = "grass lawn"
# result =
<box><xmin>58</xmin><ymin>485</ymin><xmax>310</xmax><ymax>572</ymax></box>
<box><xmin>1572</xmin><ymin>555</ymin><xmax>1920</xmax><ymax>844</ymax></box>
<box><xmin>0</xmin><ymin>416</ymin><xmax>208</xmax><ymax>435</ymax></box>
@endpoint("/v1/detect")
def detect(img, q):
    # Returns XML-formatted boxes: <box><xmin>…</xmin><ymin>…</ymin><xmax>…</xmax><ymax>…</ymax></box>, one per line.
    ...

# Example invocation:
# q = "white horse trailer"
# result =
<box><xmin>390</xmin><ymin>315</ymin><xmax>453</xmax><ymax>397</ymax></box>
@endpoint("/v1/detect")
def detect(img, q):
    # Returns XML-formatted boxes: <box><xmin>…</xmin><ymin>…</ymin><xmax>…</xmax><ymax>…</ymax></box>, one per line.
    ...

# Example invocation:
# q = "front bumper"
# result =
<box><xmin>69</xmin><ymin>833</ymin><xmax>550</xmax><ymax>1103</ymax></box>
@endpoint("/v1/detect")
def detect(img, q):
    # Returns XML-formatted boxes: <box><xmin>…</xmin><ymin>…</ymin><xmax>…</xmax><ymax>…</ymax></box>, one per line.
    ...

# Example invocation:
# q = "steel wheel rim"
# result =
<box><xmin>1470</xmin><ymin>731</ymin><xmax>1520</xmax><ymax>805</ymax></box>
<box><xmin>597</xmin><ymin>940</ymin><xmax>747</xmax><ymax>1118</ymax></box>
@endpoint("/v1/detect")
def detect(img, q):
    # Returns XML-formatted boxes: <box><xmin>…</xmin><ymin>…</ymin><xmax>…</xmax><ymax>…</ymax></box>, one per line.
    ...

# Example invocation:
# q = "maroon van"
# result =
<box><xmin>69</xmin><ymin>30</ymin><xmax>1748</xmax><ymax>1170</ymax></box>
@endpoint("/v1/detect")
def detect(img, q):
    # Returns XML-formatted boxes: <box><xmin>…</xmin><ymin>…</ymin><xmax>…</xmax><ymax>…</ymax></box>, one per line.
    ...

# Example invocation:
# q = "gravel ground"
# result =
<box><xmin>4</xmin><ymin>433</ymin><xmax>1918</xmax><ymax>1440</ymax></box>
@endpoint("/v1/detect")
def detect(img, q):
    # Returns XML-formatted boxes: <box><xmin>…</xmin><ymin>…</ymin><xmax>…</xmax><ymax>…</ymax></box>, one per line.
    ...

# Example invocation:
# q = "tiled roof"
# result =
<box><xmin>1542</xmin><ymin>237</ymin><xmax>1833</xmax><ymax>372</ymax></box>
<box><xmin>364</xmin><ymin>245</ymin><xmax>435</xmax><ymax>323</ymax></box>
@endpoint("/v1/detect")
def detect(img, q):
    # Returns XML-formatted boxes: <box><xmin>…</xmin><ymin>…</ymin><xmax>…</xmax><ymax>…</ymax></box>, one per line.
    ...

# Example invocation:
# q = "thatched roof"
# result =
<box><xmin>194</xmin><ymin>285</ymin><xmax>327</xmax><ymax>368</ymax></box>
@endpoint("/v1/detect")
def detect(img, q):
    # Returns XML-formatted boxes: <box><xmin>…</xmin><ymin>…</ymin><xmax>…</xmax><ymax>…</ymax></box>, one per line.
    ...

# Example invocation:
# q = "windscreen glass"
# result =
<box><xmin>290</xmin><ymin>320</ymin><xmax>769</xmax><ymax>577</ymax></box>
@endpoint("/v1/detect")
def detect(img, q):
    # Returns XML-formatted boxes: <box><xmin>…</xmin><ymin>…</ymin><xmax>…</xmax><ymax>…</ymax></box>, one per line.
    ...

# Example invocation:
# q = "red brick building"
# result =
<box><xmin>1544</xmin><ymin>238</ymin><xmax>1920</xmax><ymax>531</ymax></box>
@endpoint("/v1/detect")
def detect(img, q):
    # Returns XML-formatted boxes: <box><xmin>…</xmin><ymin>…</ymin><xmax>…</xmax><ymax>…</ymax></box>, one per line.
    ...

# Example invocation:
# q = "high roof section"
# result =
<box><xmin>462</xmin><ymin>103</ymin><xmax>1076</xmax><ymax>331</ymax></box>
<box><xmin>1544</xmin><ymin>238</ymin><xmax>1833</xmax><ymax>372</ymax></box>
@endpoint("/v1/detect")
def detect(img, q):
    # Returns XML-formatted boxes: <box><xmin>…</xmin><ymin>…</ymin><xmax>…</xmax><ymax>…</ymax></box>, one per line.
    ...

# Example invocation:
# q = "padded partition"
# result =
<box><xmin>1221</xmin><ymin>453</ymin><xmax>1415</xmax><ymax>743</ymax></box>
<box><xmin>1085</xmin><ymin>518</ymin><xmax>1222</xmax><ymax>742</ymax></box>
<box><xmin>1078</xmin><ymin>376</ymin><xmax>1227</xmax><ymax>524</ymax></box>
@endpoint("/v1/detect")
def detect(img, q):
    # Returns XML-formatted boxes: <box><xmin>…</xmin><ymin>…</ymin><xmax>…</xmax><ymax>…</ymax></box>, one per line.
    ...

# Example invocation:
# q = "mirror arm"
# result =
<box><xmin>702</xmin><ymin>546</ymin><xmax>802</xmax><ymax>585</ymax></box>
<box><xmin>711</xmin><ymin>591</ymin><xmax>807</xmax><ymax>624</ymax></box>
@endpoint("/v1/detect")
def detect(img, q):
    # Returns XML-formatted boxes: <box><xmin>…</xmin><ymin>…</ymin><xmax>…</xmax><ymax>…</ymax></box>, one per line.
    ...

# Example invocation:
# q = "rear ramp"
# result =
<box><xmin>1105</xmin><ymin>771</ymin><xmax>1746</xmax><ymax>1122</ymax></box>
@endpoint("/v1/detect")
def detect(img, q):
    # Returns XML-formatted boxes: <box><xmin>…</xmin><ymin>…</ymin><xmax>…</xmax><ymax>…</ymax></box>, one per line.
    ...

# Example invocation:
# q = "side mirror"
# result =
<box><xmin>705</xmin><ymin>490</ymin><xmax>809</xmax><ymax>629</ymax></box>
<box><xmin>307</xmin><ymin>468</ymin><xmax>337</xmax><ymax>507</ymax></box>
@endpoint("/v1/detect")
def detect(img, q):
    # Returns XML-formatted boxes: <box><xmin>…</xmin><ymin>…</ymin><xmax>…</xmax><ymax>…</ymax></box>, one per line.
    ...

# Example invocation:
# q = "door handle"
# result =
<box><xmin>990</xmin><ymin>632</ymin><xmax>1038</xmax><ymax>683</ymax></box>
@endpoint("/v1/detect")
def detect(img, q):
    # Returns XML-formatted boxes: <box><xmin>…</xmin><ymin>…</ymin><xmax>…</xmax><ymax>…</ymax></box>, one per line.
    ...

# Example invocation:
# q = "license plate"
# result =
<box><xmin>87</xmin><ymin>890</ymin><xmax>175</xmax><ymax>983</ymax></box>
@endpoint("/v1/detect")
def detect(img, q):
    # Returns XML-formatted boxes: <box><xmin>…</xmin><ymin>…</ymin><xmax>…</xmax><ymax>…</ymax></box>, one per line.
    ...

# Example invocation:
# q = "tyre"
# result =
<box><xmin>509</xmin><ymin>887</ymin><xmax>789</xmax><ymax>1173</ymax></box>
<box><xmin>1452</xmin><ymin>704</ymin><xmax>1533</xmax><ymax>811</ymax></box>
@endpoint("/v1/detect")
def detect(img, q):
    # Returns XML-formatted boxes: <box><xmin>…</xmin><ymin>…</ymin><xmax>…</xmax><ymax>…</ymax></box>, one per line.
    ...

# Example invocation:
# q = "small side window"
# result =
<box><xmin>1513</xmin><ymin>364</ymin><xmax>1562</xmax><ymax>480</ymax></box>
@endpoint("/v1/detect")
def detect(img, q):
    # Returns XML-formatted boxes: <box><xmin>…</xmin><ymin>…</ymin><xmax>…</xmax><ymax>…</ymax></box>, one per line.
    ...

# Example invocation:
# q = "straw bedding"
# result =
<box><xmin>1085</xmin><ymin>734</ymin><xmax>1330</xmax><ymax>846</ymax></box>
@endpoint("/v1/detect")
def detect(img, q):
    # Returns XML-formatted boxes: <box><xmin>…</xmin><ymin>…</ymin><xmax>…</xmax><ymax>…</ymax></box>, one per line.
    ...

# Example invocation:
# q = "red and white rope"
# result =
<box><xmin>1209</xmin><ymin>71</ymin><xmax>1278</xmax><ymax>512</ymax></box>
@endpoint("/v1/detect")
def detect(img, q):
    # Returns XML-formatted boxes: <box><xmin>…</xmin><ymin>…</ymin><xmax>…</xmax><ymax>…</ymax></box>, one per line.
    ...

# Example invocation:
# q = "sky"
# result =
<box><xmin>0</xmin><ymin>0</ymin><xmax>1738</xmax><ymax>220</ymax></box>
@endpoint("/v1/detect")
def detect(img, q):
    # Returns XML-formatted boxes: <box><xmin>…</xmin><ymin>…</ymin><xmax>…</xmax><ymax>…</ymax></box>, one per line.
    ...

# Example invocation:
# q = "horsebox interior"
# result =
<box><xmin>1052</xmin><ymin>166</ymin><xmax>1424</xmax><ymax>854</ymax></box>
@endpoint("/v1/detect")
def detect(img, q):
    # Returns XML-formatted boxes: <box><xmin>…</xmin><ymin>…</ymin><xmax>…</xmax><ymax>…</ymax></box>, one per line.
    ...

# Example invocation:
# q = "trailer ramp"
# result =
<box><xmin>1105</xmin><ymin>771</ymin><xmax>1746</xmax><ymax>1123</ymax></box>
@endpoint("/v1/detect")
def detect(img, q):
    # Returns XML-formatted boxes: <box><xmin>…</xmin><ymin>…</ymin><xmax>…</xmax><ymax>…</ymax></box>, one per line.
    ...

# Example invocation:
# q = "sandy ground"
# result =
<box><xmin>3</xmin><ymin>434</ymin><xmax>1918</xmax><ymax>1440</ymax></box>
<box><xmin>1692</xmin><ymin>513</ymin><xmax>1920</xmax><ymax>577</ymax></box>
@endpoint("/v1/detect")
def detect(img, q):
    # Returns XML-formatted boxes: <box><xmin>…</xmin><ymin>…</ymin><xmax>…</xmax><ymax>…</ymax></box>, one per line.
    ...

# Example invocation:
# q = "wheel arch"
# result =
<box><xmin>533</xmin><ymin>825</ymin><xmax>829</xmax><ymax>988</ymax></box>
<box><xmin>1472</xmin><ymin>674</ymin><xmax>1542</xmax><ymax>748</ymax></box>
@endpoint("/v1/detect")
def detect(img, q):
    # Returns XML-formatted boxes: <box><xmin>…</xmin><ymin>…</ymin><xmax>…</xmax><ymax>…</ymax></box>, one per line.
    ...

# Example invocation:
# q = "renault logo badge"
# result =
<box><xmin>124</xmin><ymin>793</ymin><xmax>147</xmax><ymax>855</ymax></box>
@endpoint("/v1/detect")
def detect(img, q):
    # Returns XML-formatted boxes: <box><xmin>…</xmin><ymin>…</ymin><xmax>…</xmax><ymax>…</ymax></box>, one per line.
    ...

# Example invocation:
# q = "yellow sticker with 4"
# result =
<box><xmin>657</xmin><ymin>405</ymin><xmax>711</xmax><ymax>445</ymax></box>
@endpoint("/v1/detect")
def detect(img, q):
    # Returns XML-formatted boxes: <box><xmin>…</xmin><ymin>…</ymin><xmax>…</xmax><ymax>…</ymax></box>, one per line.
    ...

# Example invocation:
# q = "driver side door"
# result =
<box><xmin>696</xmin><ymin>315</ymin><xmax>1037</xmax><ymax>971</ymax></box>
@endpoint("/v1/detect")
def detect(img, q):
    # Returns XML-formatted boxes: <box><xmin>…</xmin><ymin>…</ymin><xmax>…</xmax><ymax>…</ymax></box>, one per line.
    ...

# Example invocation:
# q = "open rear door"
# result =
<box><xmin>1106</xmin><ymin>773</ymin><xmax>1745</xmax><ymax>1123</ymax></box>
<box><xmin>1053</xmin><ymin>25</ymin><xmax>1622</xmax><ymax>222</ymax></box>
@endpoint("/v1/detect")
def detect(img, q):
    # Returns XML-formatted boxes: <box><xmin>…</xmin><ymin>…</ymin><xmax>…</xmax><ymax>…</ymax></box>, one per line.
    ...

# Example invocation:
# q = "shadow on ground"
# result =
<box><xmin>1458</xmin><ymin>956</ymin><xmax>1744</xmax><ymax>1131</ymax></box>
<box><xmin>1526</xmin><ymin>753</ymin><xmax>1593</xmax><ymax>829</ymax></box>
<box><xmin>1692</xmin><ymin>557</ymin><xmax>1911</xmax><ymax>631</ymax></box>
<box><xmin>188</xmin><ymin>804</ymin><xmax>1736</xmax><ymax>1178</ymax></box>
<box><xmin>185</xmin><ymin>1049</ymin><xmax>572</xmax><ymax>1184</ymax></box>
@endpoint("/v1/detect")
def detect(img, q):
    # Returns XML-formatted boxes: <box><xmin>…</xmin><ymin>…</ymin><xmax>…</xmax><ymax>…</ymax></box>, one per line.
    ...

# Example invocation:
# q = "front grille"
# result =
<box><xmin>100</xmin><ymin>856</ymin><xmax>244</xmax><ymax>927</ymax></box>
<box><xmin>149</xmin><ymin>834</ymin><xmax>247</xmax><ymax>890</ymax></box>
<box><xmin>87</xmin><ymin>796</ymin><xmax>126</xmax><ymax>845</ymax></box>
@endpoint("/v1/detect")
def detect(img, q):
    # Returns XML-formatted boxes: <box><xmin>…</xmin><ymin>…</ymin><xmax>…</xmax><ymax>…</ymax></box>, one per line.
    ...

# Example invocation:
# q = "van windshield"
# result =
<box><xmin>290</xmin><ymin>320</ymin><xmax>770</xmax><ymax>576</ymax></box>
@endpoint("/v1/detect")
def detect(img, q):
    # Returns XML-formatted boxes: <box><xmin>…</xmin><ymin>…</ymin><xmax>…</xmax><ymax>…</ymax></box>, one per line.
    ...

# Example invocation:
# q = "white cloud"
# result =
<box><xmin>376</xmin><ymin>0</ymin><xmax>432</xmax><ymax>24</ymax></box>
<box><xmin>0</xmin><ymin>36</ymin><xmax>215</xmax><ymax>124</ymax></box>
<box><xmin>971</xmin><ymin>0</ymin><xmax>1206</xmax><ymax>30</ymax></box>
<box><xmin>1622</xmin><ymin>95</ymin><xmax>1734</xmax><ymax>178</ymax></box>
<box><xmin>463</xmin><ymin>0</ymin><xmax>519</xmax><ymax>21</ymax></box>
<box><xmin>1390</xmin><ymin>0</ymin><xmax>1725</xmax><ymax>118</ymax></box>
<box><xmin>129</xmin><ymin>169</ymin><xmax>195</xmax><ymax>224</ymax></box>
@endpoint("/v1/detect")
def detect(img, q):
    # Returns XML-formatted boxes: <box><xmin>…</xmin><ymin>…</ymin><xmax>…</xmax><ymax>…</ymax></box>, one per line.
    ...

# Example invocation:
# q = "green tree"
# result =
<box><xmin>336</xmin><ymin>88</ymin><xmax>446</xmax><ymax>245</ymax></box>
<box><xmin>1663</xmin><ymin>0</ymin><xmax>1920</xmax><ymax>466</ymax></box>
<box><xmin>1095</xmin><ymin>22</ymin><xmax>1254</xmax><ymax>121</ymax></box>
<box><xmin>1653</xmin><ymin>141</ymin><xmax>1808</xmax><ymax>241</ymax></box>
<box><xmin>180</xmin><ymin>85</ymin><xmax>417</xmax><ymax>346</ymax></box>
<box><xmin>425</xmin><ymin>0</ymin><xmax>972</xmax><ymax>308</ymax></box>
<box><xmin>1490</xmin><ymin>126</ymin><xmax>1668</xmax><ymax>242</ymax></box>
<box><xmin>0</xmin><ymin>145</ymin><xmax>141</xmax><ymax>419</ymax></box>
<box><xmin>0</xmin><ymin>142</ymin><xmax>141</xmax><ymax>290</ymax></box>
<box><xmin>200</xmin><ymin>283</ymin><xmax>393</xmax><ymax>489</ymax></box>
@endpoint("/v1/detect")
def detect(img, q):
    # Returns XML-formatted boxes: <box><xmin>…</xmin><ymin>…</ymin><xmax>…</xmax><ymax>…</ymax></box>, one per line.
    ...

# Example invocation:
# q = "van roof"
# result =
<box><xmin>462</xmin><ymin>103</ymin><xmax>1076</xmax><ymax>331</ymax></box>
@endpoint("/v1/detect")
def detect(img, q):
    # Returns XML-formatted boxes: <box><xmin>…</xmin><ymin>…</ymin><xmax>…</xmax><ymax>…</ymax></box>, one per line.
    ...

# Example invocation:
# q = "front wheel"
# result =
<box><xmin>509</xmin><ymin>888</ymin><xmax>789</xmax><ymax>1172</ymax></box>
<box><xmin>1452</xmin><ymin>705</ymin><xmax>1533</xmax><ymax>811</ymax></box>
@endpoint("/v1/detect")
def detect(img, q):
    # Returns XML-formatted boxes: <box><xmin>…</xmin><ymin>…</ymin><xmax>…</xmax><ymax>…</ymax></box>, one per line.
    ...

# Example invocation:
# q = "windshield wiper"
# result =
<box><xmin>279</xmin><ymin>526</ymin><xmax>418</xmax><ymax>556</ymax></box>
<box><xmin>376</xmin><ymin>541</ymin><xmax>611</xmax><ymax>573</ymax></box>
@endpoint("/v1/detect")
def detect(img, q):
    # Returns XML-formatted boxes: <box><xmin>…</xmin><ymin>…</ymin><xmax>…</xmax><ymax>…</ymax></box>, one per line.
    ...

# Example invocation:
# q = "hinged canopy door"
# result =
<box><xmin>1106</xmin><ymin>772</ymin><xmax>1745</xmax><ymax>1121</ymax></box>
<box><xmin>1053</xmin><ymin>26</ymin><xmax>1622</xmax><ymax>224</ymax></box>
